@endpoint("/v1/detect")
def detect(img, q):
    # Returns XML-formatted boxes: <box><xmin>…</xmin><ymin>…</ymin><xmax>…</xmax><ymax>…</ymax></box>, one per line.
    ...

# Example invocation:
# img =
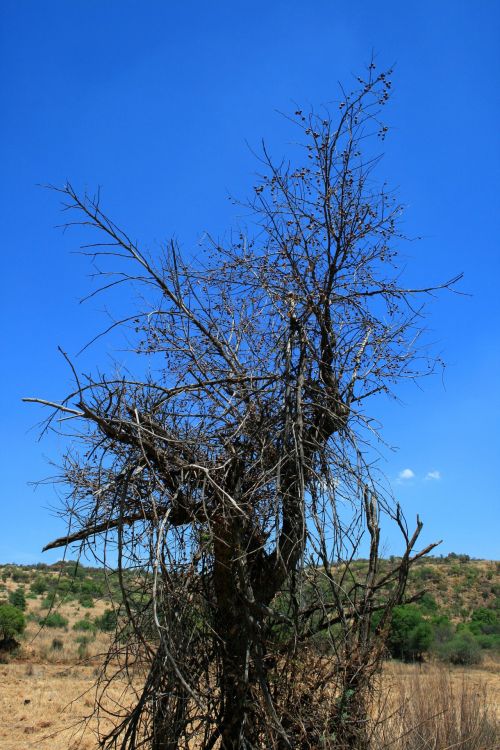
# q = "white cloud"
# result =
<box><xmin>425</xmin><ymin>470</ymin><xmax>441</xmax><ymax>481</ymax></box>
<box><xmin>398</xmin><ymin>468</ymin><xmax>415</xmax><ymax>480</ymax></box>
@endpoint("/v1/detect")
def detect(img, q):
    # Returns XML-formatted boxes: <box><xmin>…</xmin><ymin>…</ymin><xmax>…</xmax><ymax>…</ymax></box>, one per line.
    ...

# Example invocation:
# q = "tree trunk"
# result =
<box><xmin>151</xmin><ymin>694</ymin><xmax>188</xmax><ymax>750</ymax></box>
<box><xmin>212</xmin><ymin>518</ymin><xmax>255</xmax><ymax>749</ymax></box>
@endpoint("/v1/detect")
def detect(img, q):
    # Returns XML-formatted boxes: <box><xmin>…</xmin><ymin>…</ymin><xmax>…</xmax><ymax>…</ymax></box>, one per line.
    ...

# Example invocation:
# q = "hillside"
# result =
<box><xmin>0</xmin><ymin>554</ymin><xmax>498</xmax><ymax>665</ymax></box>
<box><xmin>352</xmin><ymin>554</ymin><xmax>499</xmax><ymax>620</ymax></box>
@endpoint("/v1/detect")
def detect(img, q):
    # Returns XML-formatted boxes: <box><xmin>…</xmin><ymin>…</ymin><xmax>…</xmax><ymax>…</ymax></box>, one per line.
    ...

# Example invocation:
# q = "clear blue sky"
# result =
<box><xmin>1</xmin><ymin>1</ymin><xmax>498</xmax><ymax>563</ymax></box>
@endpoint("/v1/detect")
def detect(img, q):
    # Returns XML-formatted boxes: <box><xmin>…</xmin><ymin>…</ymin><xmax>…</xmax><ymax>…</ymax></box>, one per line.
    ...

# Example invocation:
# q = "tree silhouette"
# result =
<box><xmin>27</xmin><ymin>66</ymin><xmax>458</xmax><ymax>749</ymax></box>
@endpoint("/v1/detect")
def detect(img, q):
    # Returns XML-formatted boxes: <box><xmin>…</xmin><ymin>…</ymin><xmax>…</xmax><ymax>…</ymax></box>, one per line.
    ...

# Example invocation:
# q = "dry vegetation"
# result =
<box><xmin>0</xmin><ymin>568</ymin><xmax>134</xmax><ymax>749</ymax></box>
<box><xmin>1</xmin><ymin>662</ymin><xmax>113</xmax><ymax>750</ymax></box>
<box><xmin>373</xmin><ymin>662</ymin><xmax>499</xmax><ymax>750</ymax></box>
<box><xmin>1</xmin><ymin>656</ymin><xmax>498</xmax><ymax>749</ymax></box>
<box><xmin>1</xmin><ymin>562</ymin><xmax>498</xmax><ymax>749</ymax></box>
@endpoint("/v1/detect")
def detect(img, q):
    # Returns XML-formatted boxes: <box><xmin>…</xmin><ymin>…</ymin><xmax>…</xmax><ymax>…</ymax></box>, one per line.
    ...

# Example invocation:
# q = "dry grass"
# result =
<box><xmin>1</xmin><ymin>658</ymin><xmax>498</xmax><ymax>749</ymax></box>
<box><xmin>0</xmin><ymin>595</ymin><xmax>123</xmax><ymax>749</ymax></box>
<box><xmin>1</xmin><ymin>582</ymin><xmax>498</xmax><ymax>750</ymax></box>
<box><xmin>0</xmin><ymin>660</ymin><xmax>139</xmax><ymax>750</ymax></box>
<box><xmin>373</xmin><ymin>663</ymin><xmax>499</xmax><ymax>749</ymax></box>
<box><xmin>0</xmin><ymin>586</ymin><xmax>128</xmax><ymax>748</ymax></box>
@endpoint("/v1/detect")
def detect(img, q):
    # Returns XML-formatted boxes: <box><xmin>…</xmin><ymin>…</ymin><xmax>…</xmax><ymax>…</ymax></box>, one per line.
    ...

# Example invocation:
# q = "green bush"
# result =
<box><xmin>470</xmin><ymin>607</ymin><xmax>499</xmax><ymax>636</ymax></box>
<box><xmin>437</xmin><ymin>632</ymin><xmax>482</xmax><ymax>665</ymax></box>
<box><xmin>95</xmin><ymin>609</ymin><xmax>117</xmax><ymax>632</ymax></box>
<box><xmin>31</xmin><ymin>577</ymin><xmax>48</xmax><ymax>595</ymax></box>
<box><xmin>54</xmin><ymin>579</ymin><xmax>75</xmax><ymax>597</ymax></box>
<box><xmin>408</xmin><ymin>622</ymin><xmax>433</xmax><ymax>658</ymax></box>
<box><xmin>41</xmin><ymin>612</ymin><xmax>68</xmax><ymax>629</ymax></box>
<box><xmin>430</xmin><ymin>615</ymin><xmax>453</xmax><ymax>647</ymax></box>
<box><xmin>0</xmin><ymin>604</ymin><xmax>26</xmax><ymax>641</ymax></box>
<box><xmin>68</xmin><ymin>562</ymin><xmax>87</xmax><ymax>579</ymax></box>
<box><xmin>475</xmin><ymin>633</ymin><xmax>500</xmax><ymax>650</ymax></box>
<box><xmin>80</xmin><ymin>578</ymin><xmax>103</xmax><ymax>597</ymax></box>
<box><xmin>73</xmin><ymin>618</ymin><xmax>96</xmax><ymax>632</ymax></box>
<box><xmin>77</xmin><ymin>640</ymin><xmax>90</xmax><ymax>659</ymax></box>
<box><xmin>11</xmin><ymin>569</ymin><xmax>29</xmax><ymax>583</ymax></box>
<box><xmin>419</xmin><ymin>592</ymin><xmax>438</xmax><ymax>614</ymax></box>
<box><xmin>75</xmin><ymin>634</ymin><xmax>92</xmax><ymax>644</ymax></box>
<box><xmin>78</xmin><ymin>594</ymin><xmax>94</xmax><ymax>608</ymax></box>
<box><xmin>8</xmin><ymin>588</ymin><xmax>26</xmax><ymax>611</ymax></box>
<box><xmin>385</xmin><ymin>605</ymin><xmax>433</xmax><ymax>661</ymax></box>
<box><xmin>413</xmin><ymin>566</ymin><xmax>435</xmax><ymax>582</ymax></box>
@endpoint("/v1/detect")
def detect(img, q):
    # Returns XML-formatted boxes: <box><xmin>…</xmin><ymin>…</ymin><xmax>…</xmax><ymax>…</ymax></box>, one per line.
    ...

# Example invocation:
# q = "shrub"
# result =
<box><xmin>475</xmin><ymin>633</ymin><xmax>499</xmax><ymax>650</ymax></box>
<box><xmin>470</xmin><ymin>607</ymin><xmax>499</xmax><ymax>636</ymax></box>
<box><xmin>54</xmin><ymin>579</ymin><xmax>75</xmax><ymax>597</ymax></box>
<box><xmin>31</xmin><ymin>577</ymin><xmax>48</xmax><ymax>595</ymax></box>
<box><xmin>413</xmin><ymin>566</ymin><xmax>435</xmax><ymax>582</ymax></box>
<box><xmin>419</xmin><ymin>592</ymin><xmax>438</xmax><ymax>614</ymax></box>
<box><xmin>78</xmin><ymin>594</ymin><xmax>94</xmax><ymax>608</ymax></box>
<box><xmin>80</xmin><ymin>578</ymin><xmax>103</xmax><ymax>597</ymax></box>
<box><xmin>75</xmin><ymin>634</ymin><xmax>92</xmax><ymax>644</ymax></box>
<box><xmin>41</xmin><ymin>594</ymin><xmax>57</xmax><ymax>609</ymax></box>
<box><xmin>77</xmin><ymin>639</ymin><xmax>90</xmax><ymax>659</ymax></box>
<box><xmin>51</xmin><ymin>637</ymin><xmax>64</xmax><ymax>651</ymax></box>
<box><xmin>95</xmin><ymin>609</ymin><xmax>117</xmax><ymax>632</ymax></box>
<box><xmin>8</xmin><ymin>588</ymin><xmax>26</xmax><ymax>611</ymax></box>
<box><xmin>11</xmin><ymin>569</ymin><xmax>29</xmax><ymax>583</ymax></box>
<box><xmin>408</xmin><ymin>622</ymin><xmax>433</xmax><ymax>659</ymax></box>
<box><xmin>73</xmin><ymin>618</ymin><xmax>96</xmax><ymax>632</ymax></box>
<box><xmin>437</xmin><ymin>632</ymin><xmax>482</xmax><ymax>665</ymax></box>
<box><xmin>68</xmin><ymin>562</ymin><xmax>86</xmax><ymax>579</ymax></box>
<box><xmin>430</xmin><ymin>614</ymin><xmax>453</xmax><ymax>647</ymax></box>
<box><xmin>41</xmin><ymin>612</ymin><xmax>68</xmax><ymax>629</ymax></box>
<box><xmin>385</xmin><ymin>605</ymin><xmax>433</xmax><ymax>661</ymax></box>
<box><xmin>0</xmin><ymin>604</ymin><xmax>26</xmax><ymax>641</ymax></box>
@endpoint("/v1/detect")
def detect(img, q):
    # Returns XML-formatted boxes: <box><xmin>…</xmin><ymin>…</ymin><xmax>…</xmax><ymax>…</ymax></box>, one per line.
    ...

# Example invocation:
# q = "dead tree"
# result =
<box><xmin>26</xmin><ymin>66</ymin><xmax>459</xmax><ymax>749</ymax></box>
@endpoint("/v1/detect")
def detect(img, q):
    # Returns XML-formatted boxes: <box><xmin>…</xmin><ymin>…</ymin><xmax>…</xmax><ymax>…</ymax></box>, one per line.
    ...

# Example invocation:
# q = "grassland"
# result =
<box><xmin>0</xmin><ymin>557</ymin><xmax>498</xmax><ymax>749</ymax></box>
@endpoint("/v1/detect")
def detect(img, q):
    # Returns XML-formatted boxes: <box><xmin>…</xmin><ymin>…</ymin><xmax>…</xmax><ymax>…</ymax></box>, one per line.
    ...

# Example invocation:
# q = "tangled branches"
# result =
<box><xmin>27</xmin><ymin>66</ymin><xmax>458</xmax><ymax>749</ymax></box>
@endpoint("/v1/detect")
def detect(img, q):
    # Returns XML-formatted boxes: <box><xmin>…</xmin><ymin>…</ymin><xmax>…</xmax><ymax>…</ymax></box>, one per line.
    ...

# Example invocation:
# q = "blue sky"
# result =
<box><xmin>0</xmin><ymin>1</ymin><xmax>498</xmax><ymax>563</ymax></box>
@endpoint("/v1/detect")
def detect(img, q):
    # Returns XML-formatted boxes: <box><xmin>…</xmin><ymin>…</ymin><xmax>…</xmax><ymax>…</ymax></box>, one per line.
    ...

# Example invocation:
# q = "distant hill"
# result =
<box><xmin>1</xmin><ymin>553</ymin><xmax>498</xmax><ymax>619</ymax></box>
<box><xmin>349</xmin><ymin>554</ymin><xmax>499</xmax><ymax>621</ymax></box>
<box><xmin>0</xmin><ymin>554</ymin><xmax>498</xmax><ymax>666</ymax></box>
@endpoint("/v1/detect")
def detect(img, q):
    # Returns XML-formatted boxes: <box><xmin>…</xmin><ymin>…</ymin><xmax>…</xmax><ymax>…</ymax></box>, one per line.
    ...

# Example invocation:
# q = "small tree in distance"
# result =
<box><xmin>0</xmin><ymin>604</ymin><xmax>25</xmax><ymax>649</ymax></box>
<box><xmin>8</xmin><ymin>587</ymin><xmax>26</xmax><ymax>611</ymax></box>
<box><xmin>27</xmin><ymin>65</ymin><xmax>459</xmax><ymax>749</ymax></box>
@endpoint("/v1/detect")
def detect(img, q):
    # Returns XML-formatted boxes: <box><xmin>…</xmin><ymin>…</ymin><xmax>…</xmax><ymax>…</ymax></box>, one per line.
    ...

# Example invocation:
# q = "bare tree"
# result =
<box><xmin>26</xmin><ymin>66</ymin><xmax>459</xmax><ymax>749</ymax></box>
